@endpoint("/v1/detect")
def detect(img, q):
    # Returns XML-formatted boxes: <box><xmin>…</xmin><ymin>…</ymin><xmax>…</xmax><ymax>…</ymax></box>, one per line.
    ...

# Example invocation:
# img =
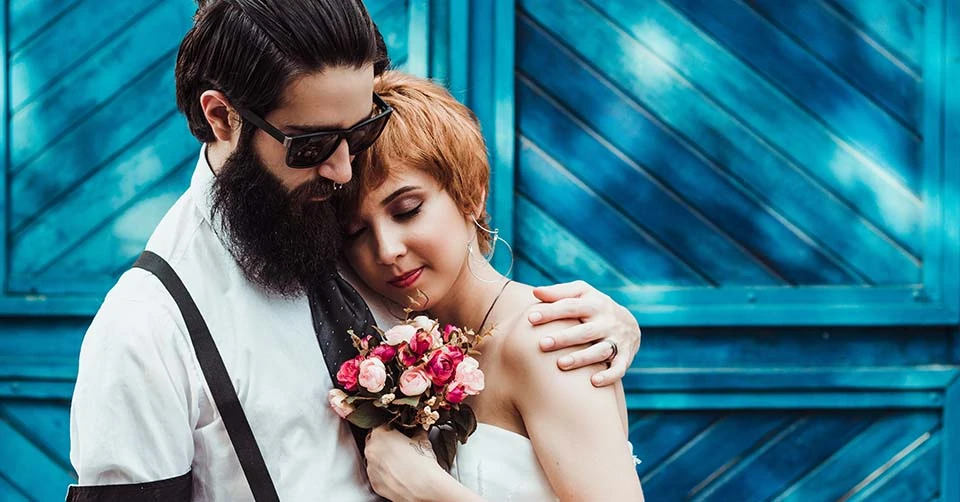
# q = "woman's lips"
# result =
<box><xmin>389</xmin><ymin>267</ymin><xmax>424</xmax><ymax>289</ymax></box>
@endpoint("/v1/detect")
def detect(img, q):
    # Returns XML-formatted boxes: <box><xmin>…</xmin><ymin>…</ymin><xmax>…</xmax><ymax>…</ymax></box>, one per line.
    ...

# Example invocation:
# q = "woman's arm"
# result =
<box><xmin>364</xmin><ymin>427</ymin><xmax>486</xmax><ymax>502</ymax></box>
<box><xmin>503</xmin><ymin>317</ymin><xmax>644</xmax><ymax>501</ymax></box>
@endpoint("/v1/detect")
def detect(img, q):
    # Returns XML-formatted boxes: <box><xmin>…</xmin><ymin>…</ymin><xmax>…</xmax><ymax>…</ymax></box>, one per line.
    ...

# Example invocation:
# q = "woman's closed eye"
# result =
<box><xmin>393</xmin><ymin>201</ymin><xmax>423</xmax><ymax>221</ymax></box>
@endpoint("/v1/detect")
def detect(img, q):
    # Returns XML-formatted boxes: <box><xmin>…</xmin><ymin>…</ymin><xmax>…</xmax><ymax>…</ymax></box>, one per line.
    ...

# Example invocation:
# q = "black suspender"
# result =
<box><xmin>133</xmin><ymin>251</ymin><xmax>280</xmax><ymax>502</ymax></box>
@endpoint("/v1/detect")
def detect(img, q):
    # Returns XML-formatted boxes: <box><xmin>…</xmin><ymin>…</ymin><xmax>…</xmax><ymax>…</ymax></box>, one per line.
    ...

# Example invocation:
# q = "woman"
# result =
<box><xmin>338</xmin><ymin>71</ymin><xmax>644</xmax><ymax>501</ymax></box>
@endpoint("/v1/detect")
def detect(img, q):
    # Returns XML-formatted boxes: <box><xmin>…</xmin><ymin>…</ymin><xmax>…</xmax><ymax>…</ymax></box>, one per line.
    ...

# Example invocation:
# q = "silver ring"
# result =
<box><xmin>604</xmin><ymin>339</ymin><xmax>618</xmax><ymax>362</ymax></box>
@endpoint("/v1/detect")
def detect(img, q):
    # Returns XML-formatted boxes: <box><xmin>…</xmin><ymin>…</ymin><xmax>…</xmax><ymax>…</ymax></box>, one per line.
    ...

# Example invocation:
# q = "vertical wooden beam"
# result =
<box><xmin>406</xmin><ymin>0</ymin><xmax>430</xmax><ymax>77</ymax></box>
<box><xmin>943</xmin><ymin>375</ymin><xmax>959</xmax><ymax>502</ymax></box>
<box><xmin>447</xmin><ymin>0</ymin><xmax>469</xmax><ymax>103</ymax></box>
<box><xmin>489</xmin><ymin>0</ymin><xmax>515</xmax><ymax>275</ymax></box>
<box><xmin>1</xmin><ymin>0</ymin><xmax>9</xmax><ymax>296</ymax></box>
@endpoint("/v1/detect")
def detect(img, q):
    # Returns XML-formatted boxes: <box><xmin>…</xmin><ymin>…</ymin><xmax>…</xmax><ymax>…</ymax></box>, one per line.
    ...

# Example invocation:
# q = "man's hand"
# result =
<box><xmin>529</xmin><ymin>280</ymin><xmax>641</xmax><ymax>387</ymax></box>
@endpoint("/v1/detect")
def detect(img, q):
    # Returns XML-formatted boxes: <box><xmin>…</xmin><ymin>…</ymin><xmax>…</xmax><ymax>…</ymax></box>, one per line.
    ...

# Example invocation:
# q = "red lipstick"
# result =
<box><xmin>389</xmin><ymin>267</ymin><xmax>424</xmax><ymax>289</ymax></box>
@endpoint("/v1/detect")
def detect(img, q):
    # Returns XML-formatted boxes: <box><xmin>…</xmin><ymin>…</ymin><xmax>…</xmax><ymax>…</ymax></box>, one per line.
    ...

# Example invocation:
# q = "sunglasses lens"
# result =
<box><xmin>346</xmin><ymin>112</ymin><xmax>390</xmax><ymax>154</ymax></box>
<box><xmin>286</xmin><ymin>135</ymin><xmax>341</xmax><ymax>168</ymax></box>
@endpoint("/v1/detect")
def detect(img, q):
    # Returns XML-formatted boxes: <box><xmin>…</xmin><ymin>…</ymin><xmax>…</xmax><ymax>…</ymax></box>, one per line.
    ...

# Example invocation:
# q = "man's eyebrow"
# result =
<box><xmin>382</xmin><ymin>186</ymin><xmax>420</xmax><ymax>207</ymax></box>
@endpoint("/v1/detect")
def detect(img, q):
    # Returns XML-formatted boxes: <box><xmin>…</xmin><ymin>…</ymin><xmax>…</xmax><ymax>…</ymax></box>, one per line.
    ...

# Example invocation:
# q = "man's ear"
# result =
<box><xmin>200</xmin><ymin>90</ymin><xmax>241</xmax><ymax>142</ymax></box>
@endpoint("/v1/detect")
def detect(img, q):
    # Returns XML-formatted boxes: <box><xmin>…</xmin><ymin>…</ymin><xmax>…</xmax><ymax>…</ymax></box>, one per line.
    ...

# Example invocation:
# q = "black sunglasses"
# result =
<box><xmin>235</xmin><ymin>94</ymin><xmax>393</xmax><ymax>168</ymax></box>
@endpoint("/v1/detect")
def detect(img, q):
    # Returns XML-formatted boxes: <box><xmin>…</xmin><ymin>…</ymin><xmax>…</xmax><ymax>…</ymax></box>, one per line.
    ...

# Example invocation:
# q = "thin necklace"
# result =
<box><xmin>477</xmin><ymin>279</ymin><xmax>512</xmax><ymax>334</ymax></box>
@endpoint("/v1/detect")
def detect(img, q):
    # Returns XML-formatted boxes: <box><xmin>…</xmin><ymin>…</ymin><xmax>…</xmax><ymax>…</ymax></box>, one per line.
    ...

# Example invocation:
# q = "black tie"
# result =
<box><xmin>307</xmin><ymin>275</ymin><xmax>378</xmax><ymax>454</ymax></box>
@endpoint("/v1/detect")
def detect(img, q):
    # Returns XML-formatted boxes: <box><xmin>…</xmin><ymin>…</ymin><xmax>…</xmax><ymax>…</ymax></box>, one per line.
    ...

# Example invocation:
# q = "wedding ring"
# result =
<box><xmin>604</xmin><ymin>339</ymin><xmax>618</xmax><ymax>362</ymax></box>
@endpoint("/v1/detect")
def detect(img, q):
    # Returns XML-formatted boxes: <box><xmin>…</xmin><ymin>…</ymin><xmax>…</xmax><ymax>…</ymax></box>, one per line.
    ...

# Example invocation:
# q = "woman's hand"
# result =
<box><xmin>364</xmin><ymin>426</ymin><xmax>484</xmax><ymax>502</ymax></box>
<box><xmin>529</xmin><ymin>280</ymin><xmax>641</xmax><ymax>387</ymax></box>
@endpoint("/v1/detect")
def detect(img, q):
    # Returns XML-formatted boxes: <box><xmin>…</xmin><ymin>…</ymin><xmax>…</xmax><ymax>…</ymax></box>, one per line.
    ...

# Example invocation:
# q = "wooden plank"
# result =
<box><xmin>9</xmin><ymin>0</ymin><xmax>160</xmax><ymax>113</ymax></box>
<box><xmin>517</xmin><ymin>80</ymin><xmax>784</xmax><ymax>285</ymax></box>
<box><xmin>774</xmin><ymin>411</ymin><xmax>941</xmax><ymax>501</ymax></box>
<box><xmin>0</xmin><ymin>471</ymin><xmax>32</xmax><ymax>502</ymax></box>
<box><xmin>516</xmin><ymin>19</ymin><xmax>861</xmax><ymax>286</ymax></box>
<box><xmin>943</xmin><ymin>376</ymin><xmax>960</xmax><ymax>502</ymax></box>
<box><xmin>0</xmin><ymin>417</ymin><xmax>75</xmax><ymax>499</ymax></box>
<box><xmin>579</xmin><ymin>0</ymin><xmax>922</xmax><ymax>257</ymax></box>
<box><xmin>844</xmin><ymin>430</ymin><xmax>941</xmax><ymax>501</ymax></box>
<box><xmin>622</xmin><ymin>367</ymin><xmax>960</xmax><ymax>391</ymax></box>
<box><xmin>629</xmin><ymin>327</ymin><xmax>954</xmax><ymax>369</ymax></box>
<box><xmin>602</xmin><ymin>286</ymin><xmax>959</xmax><ymax>326</ymax></box>
<box><xmin>31</xmin><ymin>158</ymin><xmax>194</xmax><ymax>293</ymax></box>
<box><xmin>10</xmin><ymin>0</ymin><xmax>188</xmax><ymax>174</ymax></box>
<box><xmin>9</xmin><ymin>116</ymin><xmax>197</xmax><ymax>280</ymax></box>
<box><xmin>693</xmin><ymin>413</ymin><xmax>874</xmax><ymax>501</ymax></box>
<box><xmin>446</xmin><ymin>0</ymin><xmax>469</xmax><ymax>102</ymax></box>
<box><xmin>627</xmin><ymin>411</ymin><xmax>717</xmax><ymax>478</ymax></box>
<box><xmin>1</xmin><ymin>0</ymin><xmax>10</xmax><ymax>295</ymax></box>
<box><xmin>517</xmin><ymin>139</ymin><xmax>705</xmax><ymax>285</ymax></box>
<box><xmin>9</xmin><ymin>0</ymin><xmax>84</xmax><ymax>50</ymax></box>
<box><xmin>10</xmin><ymin>62</ymin><xmax>179</xmax><ymax>232</ymax></box>
<box><xmin>668</xmin><ymin>0</ymin><xmax>921</xmax><ymax>194</ymax></box>
<box><xmin>746</xmin><ymin>0</ymin><xmax>921</xmax><ymax>129</ymax></box>
<box><xmin>371</xmin><ymin>0</ymin><xmax>409</xmax><ymax>70</ymax></box>
<box><xmin>518</xmin><ymin>4</ymin><xmax>921</xmax><ymax>285</ymax></box>
<box><xmin>405</xmin><ymin>0</ymin><xmax>429</xmax><ymax>77</ymax></box>
<box><xmin>642</xmin><ymin>413</ymin><xmax>790</xmax><ymax>500</ymax></box>
<box><xmin>516</xmin><ymin>197</ymin><xmax>632</xmax><ymax>287</ymax></box>
<box><xmin>0</xmin><ymin>401</ymin><xmax>72</xmax><ymax>470</ymax></box>
<box><xmin>626</xmin><ymin>392</ymin><xmax>942</xmax><ymax>410</ymax></box>
<box><xmin>489</xmin><ymin>0</ymin><xmax>515</xmax><ymax>275</ymax></box>
<box><xmin>934</xmin><ymin>0</ymin><xmax>960</xmax><ymax>338</ymax></box>
<box><xmin>514</xmin><ymin>255</ymin><xmax>554</xmax><ymax>287</ymax></box>
<box><xmin>829</xmin><ymin>0</ymin><xmax>924</xmax><ymax>68</ymax></box>
<box><xmin>0</xmin><ymin>381</ymin><xmax>75</xmax><ymax>400</ymax></box>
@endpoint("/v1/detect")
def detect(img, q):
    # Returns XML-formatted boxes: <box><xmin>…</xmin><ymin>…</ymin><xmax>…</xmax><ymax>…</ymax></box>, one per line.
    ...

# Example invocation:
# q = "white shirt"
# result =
<box><xmin>70</xmin><ymin>149</ymin><xmax>393</xmax><ymax>501</ymax></box>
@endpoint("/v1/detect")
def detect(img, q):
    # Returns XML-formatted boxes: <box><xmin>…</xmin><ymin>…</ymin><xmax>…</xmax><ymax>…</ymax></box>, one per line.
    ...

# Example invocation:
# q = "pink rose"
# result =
<box><xmin>383</xmin><ymin>324</ymin><xmax>417</xmax><ymax>346</ymax></box>
<box><xmin>336</xmin><ymin>355</ymin><xmax>363</xmax><ymax>391</ymax></box>
<box><xmin>445</xmin><ymin>384</ymin><xmax>466</xmax><ymax>404</ymax></box>
<box><xmin>398</xmin><ymin>343</ymin><xmax>420</xmax><ymax>367</ymax></box>
<box><xmin>412</xmin><ymin>316</ymin><xmax>442</xmax><ymax>344</ymax></box>
<box><xmin>358</xmin><ymin>357</ymin><xmax>387</xmax><ymax>393</ymax></box>
<box><xmin>398</xmin><ymin>368</ymin><xmax>431</xmax><ymax>396</ymax></box>
<box><xmin>452</xmin><ymin>357</ymin><xmax>484</xmax><ymax>395</ymax></box>
<box><xmin>409</xmin><ymin>329</ymin><xmax>434</xmax><ymax>356</ymax></box>
<box><xmin>425</xmin><ymin>346</ymin><xmax>464</xmax><ymax>386</ymax></box>
<box><xmin>359</xmin><ymin>335</ymin><xmax>373</xmax><ymax>350</ymax></box>
<box><xmin>370</xmin><ymin>344</ymin><xmax>396</xmax><ymax>363</ymax></box>
<box><xmin>442</xmin><ymin>324</ymin><xmax>456</xmax><ymax>343</ymax></box>
<box><xmin>328</xmin><ymin>389</ymin><xmax>355</xmax><ymax>419</ymax></box>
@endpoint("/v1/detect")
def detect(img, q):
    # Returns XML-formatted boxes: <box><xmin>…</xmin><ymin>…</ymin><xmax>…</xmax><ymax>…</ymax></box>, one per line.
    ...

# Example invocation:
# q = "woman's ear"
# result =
<box><xmin>200</xmin><ymin>90</ymin><xmax>242</xmax><ymax>142</ymax></box>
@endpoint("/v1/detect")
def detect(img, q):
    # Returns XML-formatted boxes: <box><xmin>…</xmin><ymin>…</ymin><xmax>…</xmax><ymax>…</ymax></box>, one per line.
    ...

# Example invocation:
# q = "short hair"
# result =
<box><xmin>349</xmin><ymin>71</ymin><xmax>493</xmax><ymax>254</ymax></box>
<box><xmin>176</xmin><ymin>0</ymin><xmax>389</xmax><ymax>143</ymax></box>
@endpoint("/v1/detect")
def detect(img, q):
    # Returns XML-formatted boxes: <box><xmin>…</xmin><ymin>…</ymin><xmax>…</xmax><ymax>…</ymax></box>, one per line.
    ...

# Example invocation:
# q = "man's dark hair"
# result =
<box><xmin>176</xmin><ymin>0</ymin><xmax>390</xmax><ymax>143</ymax></box>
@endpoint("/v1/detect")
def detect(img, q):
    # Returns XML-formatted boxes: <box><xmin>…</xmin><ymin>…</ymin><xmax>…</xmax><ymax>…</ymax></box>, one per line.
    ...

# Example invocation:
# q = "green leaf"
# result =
<box><xmin>433</xmin><ymin>427</ymin><xmax>458</xmax><ymax>472</ymax></box>
<box><xmin>346</xmin><ymin>401</ymin><xmax>390</xmax><ymax>429</ymax></box>
<box><xmin>392</xmin><ymin>396</ymin><xmax>421</xmax><ymax>407</ymax></box>
<box><xmin>452</xmin><ymin>404</ymin><xmax>478</xmax><ymax>443</ymax></box>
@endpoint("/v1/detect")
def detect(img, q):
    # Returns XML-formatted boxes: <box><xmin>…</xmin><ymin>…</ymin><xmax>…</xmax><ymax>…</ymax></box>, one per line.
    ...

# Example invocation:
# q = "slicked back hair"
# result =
<box><xmin>176</xmin><ymin>0</ymin><xmax>389</xmax><ymax>143</ymax></box>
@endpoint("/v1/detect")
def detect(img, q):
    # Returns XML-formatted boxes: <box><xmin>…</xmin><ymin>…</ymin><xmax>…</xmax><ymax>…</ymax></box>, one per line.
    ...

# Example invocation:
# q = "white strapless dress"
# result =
<box><xmin>451</xmin><ymin>423</ymin><xmax>558</xmax><ymax>501</ymax></box>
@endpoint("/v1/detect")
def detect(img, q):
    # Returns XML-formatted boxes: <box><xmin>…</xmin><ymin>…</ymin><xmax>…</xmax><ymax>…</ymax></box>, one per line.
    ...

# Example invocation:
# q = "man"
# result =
<box><xmin>67</xmin><ymin>1</ymin><xmax>641</xmax><ymax>500</ymax></box>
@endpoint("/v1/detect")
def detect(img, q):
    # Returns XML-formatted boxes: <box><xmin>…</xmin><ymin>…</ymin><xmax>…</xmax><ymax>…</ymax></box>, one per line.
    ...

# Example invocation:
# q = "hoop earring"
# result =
<box><xmin>467</xmin><ymin>217</ymin><xmax>515</xmax><ymax>283</ymax></box>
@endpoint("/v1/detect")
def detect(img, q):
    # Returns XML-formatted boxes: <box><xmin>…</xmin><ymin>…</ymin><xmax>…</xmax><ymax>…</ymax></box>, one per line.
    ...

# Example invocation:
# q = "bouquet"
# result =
<box><xmin>328</xmin><ymin>314</ymin><xmax>488</xmax><ymax>468</ymax></box>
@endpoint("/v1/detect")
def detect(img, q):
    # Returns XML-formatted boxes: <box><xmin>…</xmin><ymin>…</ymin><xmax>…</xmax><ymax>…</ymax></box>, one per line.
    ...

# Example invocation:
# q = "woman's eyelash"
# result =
<box><xmin>394</xmin><ymin>202</ymin><xmax>423</xmax><ymax>220</ymax></box>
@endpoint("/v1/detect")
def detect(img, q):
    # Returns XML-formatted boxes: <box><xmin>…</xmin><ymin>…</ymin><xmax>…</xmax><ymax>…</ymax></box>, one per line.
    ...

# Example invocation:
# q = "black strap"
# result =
<box><xmin>133</xmin><ymin>251</ymin><xmax>280</xmax><ymax>502</ymax></box>
<box><xmin>66</xmin><ymin>471</ymin><xmax>192</xmax><ymax>502</ymax></box>
<box><xmin>307</xmin><ymin>276</ymin><xmax>379</xmax><ymax>455</ymax></box>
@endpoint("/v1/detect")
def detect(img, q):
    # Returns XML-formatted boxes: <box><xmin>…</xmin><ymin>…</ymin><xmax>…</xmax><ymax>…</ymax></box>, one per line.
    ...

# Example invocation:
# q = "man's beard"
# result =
<box><xmin>210</xmin><ymin>140</ymin><xmax>342</xmax><ymax>297</ymax></box>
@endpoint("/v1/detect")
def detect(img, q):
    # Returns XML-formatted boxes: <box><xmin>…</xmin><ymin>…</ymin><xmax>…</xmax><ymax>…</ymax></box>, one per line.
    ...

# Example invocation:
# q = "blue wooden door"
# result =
<box><xmin>0</xmin><ymin>0</ymin><xmax>425</xmax><ymax>497</ymax></box>
<box><xmin>467</xmin><ymin>0</ymin><xmax>959</xmax><ymax>500</ymax></box>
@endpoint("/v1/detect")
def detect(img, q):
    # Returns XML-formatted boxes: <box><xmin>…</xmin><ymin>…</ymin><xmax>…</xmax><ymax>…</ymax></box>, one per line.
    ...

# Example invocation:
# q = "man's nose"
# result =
<box><xmin>315</xmin><ymin>139</ymin><xmax>352</xmax><ymax>184</ymax></box>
